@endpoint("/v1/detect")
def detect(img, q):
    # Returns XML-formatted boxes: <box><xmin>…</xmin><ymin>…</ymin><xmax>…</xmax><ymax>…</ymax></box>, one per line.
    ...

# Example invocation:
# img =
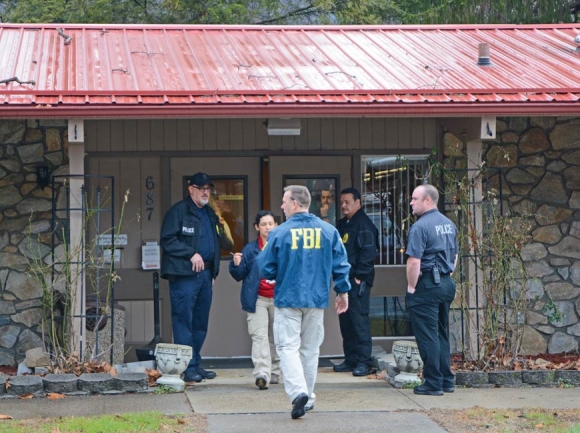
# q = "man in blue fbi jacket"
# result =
<box><xmin>405</xmin><ymin>184</ymin><xmax>458</xmax><ymax>396</ymax></box>
<box><xmin>256</xmin><ymin>185</ymin><xmax>351</xmax><ymax>419</ymax></box>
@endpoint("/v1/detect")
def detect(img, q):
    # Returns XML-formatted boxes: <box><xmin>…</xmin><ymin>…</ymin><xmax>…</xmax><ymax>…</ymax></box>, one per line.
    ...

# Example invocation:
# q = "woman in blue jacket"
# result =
<box><xmin>229</xmin><ymin>210</ymin><xmax>280</xmax><ymax>390</ymax></box>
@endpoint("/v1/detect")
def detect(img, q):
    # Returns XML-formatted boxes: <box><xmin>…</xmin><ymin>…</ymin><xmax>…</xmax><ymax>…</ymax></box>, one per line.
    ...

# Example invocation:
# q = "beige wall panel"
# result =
<box><xmin>216</xmin><ymin>119</ymin><xmax>230</xmax><ymax>151</ymax></box>
<box><xmin>359</xmin><ymin>118</ymin><xmax>372</xmax><ymax>149</ymax></box>
<box><xmin>136</xmin><ymin>120</ymin><xmax>151</xmax><ymax>152</ymax></box>
<box><xmin>110</xmin><ymin>120</ymin><xmax>125</xmax><ymax>152</ymax></box>
<box><xmin>384</xmin><ymin>119</ymin><xmax>400</xmax><ymax>149</ymax></box>
<box><xmin>281</xmin><ymin>135</ymin><xmax>295</xmax><ymax>151</ymax></box>
<box><xmin>373</xmin><ymin>267</ymin><xmax>407</xmax><ymax>296</ymax></box>
<box><xmin>85</xmin><ymin>121</ymin><xmax>98</xmax><ymax>152</ymax></box>
<box><xmin>255</xmin><ymin>118</ymin><xmax>270</xmax><ymax>150</ymax></box>
<box><xmin>176</xmin><ymin>119</ymin><xmax>191</xmax><ymax>151</ymax></box>
<box><xmin>88</xmin><ymin>118</ymin><xmax>437</xmax><ymax>154</ymax></box>
<box><xmin>190</xmin><ymin>119</ymin><xmax>204</xmax><ymax>151</ymax></box>
<box><xmin>118</xmin><ymin>159</ymin><xmax>143</xmax><ymax>269</ymax></box>
<box><xmin>269</xmin><ymin>135</ymin><xmax>283</xmax><ymax>151</ymax></box>
<box><xmin>163</xmin><ymin>119</ymin><xmax>178</xmax><ymax>151</ymax></box>
<box><xmin>204</xmin><ymin>119</ymin><xmax>218</xmax><ymax>151</ymax></box>
<box><xmin>86</xmin><ymin>156</ymin><xmax>162</xmax><ymax>270</ymax></box>
<box><xmin>123</xmin><ymin>120</ymin><xmax>138</xmax><ymax>152</ymax></box>
<box><xmin>371</xmin><ymin>118</ymin><xmax>385</xmax><ymax>149</ymax></box>
<box><xmin>242</xmin><ymin>119</ymin><xmax>257</xmax><ymax>150</ymax></box>
<box><xmin>140</xmin><ymin>158</ymin><xmax>163</xmax><ymax>243</ymax></box>
<box><xmin>410</xmin><ymin>118</ymin><xmax>426</xmax><ymax>149</ymax></box>
<box><xmin>96</xmin><ymin>120</ymin><xmax>111</xmax><ymax>152</ymax></box>
<box><xmin>346</xmin><ymin>118</ymin><xmax>359</xmax><ymax>150</ymax></box>
<box><xmin>397</xmin><ymin>118</ymin><xmax>412</xmax><ymax>148</ymax></box>
<box><xmin>229</xmin><ymin>119</ymin><xmax>244</xmax><ymax>151</ymax></box>
<box><xmin>425</xmin><ymin>119</ymin><xmax>438</xmax><ymax>149</ymax></box>
<box><xmin>113</xmin><ymin>269</ymin><xmax>171</xmax><ymax>354</ymax></box>
<box><xmin>307</xmin><ymin>118</ymin><xmax>321</xmax><ymax>150</ymax></box>
<box><xmin>333</xmin><ymin>119</ymin><xmax>347</xmax><ymax>150</ymax></box>
<box><xmin>150</xmin><ymin>120</ymin><xmax>165</xmax><ymax>152</ymax></box>
<box><xmin>320</xmin><ymin>118</ymin><xmax>334</xmax><ymax>150</ymax></box>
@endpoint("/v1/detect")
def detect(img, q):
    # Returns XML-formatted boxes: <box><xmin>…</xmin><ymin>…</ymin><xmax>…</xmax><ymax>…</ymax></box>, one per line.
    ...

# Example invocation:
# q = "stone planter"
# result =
<box><xmin>154</xmin><ymin>343</ymin><xmax>192</xmax><ymax>391</ymax></box>
<box><xmin>390</xmin><ymin>340</ymin><xmax>423</xmax><ymax>387</ymax></box>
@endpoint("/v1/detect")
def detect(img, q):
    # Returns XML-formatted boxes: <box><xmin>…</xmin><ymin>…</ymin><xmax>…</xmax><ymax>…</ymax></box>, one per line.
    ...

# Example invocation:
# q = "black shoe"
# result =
<box><xmin>183</xmin><ymin>371</ymin><xmax>203</xmax><ymax>383</ymax></box>
<box><xmin>352</xmin><ymin>364</ymin><xmax>370</xmax><ymax>377</ymax></box>
<box><xmin>255</xmin><ymin>376</ymin><xmax>268</xmax><ymax>390</ymax></box>
<box><xmin>333</xmin><ymin>361</ymin><xmax>355</xmax><ymax>372</ymax></box>
<box><xmin>413</xmin><ymin>385</ymin><xmax>444</xmax><ymax>396</ymax></box>
<box><xmin>291</xmin><ymin>393</ymin><xmax>309</xmax><ymax>419</ymax></box>
<box><xmin>443</xmin><ymin>387</ymin><xmax>455</xmax><ymax>393</ymax></box>
<box><xmin>197</xmin><ymin>368</ymin><xmax>216</xmax><ymax>379</ymax></box>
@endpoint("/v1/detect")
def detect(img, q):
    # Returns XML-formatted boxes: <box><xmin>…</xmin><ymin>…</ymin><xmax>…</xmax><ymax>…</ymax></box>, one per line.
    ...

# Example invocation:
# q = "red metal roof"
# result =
<box><xmin>0</xmin><ymin>23</ymin><xmax>579</xmax><ymax>118</ymax></box>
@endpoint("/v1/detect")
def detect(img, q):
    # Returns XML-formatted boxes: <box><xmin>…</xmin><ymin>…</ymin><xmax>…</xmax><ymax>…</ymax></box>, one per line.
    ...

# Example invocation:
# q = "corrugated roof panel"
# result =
<box><xmin>552</xmin><ymin>93</ymin><xmax>579</xmax><ymax>101</ymax></box>
<box><xmin>295</xmin><ymin>94</ymin><xmax>324</xmax><ymax>103</ymax></box>
<box><xmin>245</xmin><ymin>95</ymin><xmax>273</xmax><ymax>103</ymax></box>
<box><xmin>525</xmin><ymin>93</ymin><xmax>553</xmax><ymax>102</ymax></box>
<box><xmin>1</xmin><ymin>23</ymin><xmax>580</xmax><ymax>117</ymax></box>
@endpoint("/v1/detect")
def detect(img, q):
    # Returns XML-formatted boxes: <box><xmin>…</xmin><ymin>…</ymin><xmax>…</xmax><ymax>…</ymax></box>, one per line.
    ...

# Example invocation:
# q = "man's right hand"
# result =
<box><xmin>190</xmin><ymin>253</ymin><xmax>204</xmax><ymax>272</ymax></box>
<box><xmin>335</xmin><ymin>294</ymin><xmax>348</xmax><ymax>314</ymax></box>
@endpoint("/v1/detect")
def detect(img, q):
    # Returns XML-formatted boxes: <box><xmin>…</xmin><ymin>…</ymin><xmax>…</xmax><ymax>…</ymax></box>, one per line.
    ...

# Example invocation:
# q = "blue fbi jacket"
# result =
<box><xmin>256</xmin><ymin>212</ymin><xmax>351</xmax><ymax>309</ymax></box>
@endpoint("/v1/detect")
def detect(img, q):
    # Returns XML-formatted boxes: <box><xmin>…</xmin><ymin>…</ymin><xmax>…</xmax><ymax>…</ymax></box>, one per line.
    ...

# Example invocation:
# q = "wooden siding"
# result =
<box><xmin>85</xmin><ymin>118</ymin><xmax>436</xmax><ymax>153</ymax></box>
<box><xmin>86</xmin><ymin>157</ymin><xmax>163</xmax><ymax>270</ymax></box>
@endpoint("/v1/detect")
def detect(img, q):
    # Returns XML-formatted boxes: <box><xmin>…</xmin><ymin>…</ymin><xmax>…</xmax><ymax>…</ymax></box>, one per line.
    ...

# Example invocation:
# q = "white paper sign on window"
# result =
<box><xmin>142</xmin><ymin>242</ymin><xmax>160</xmax><ymax>270</ymax></box>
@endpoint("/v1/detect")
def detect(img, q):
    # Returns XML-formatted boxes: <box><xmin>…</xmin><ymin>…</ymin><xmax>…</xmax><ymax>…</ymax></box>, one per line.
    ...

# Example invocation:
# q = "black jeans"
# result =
<box><xmin>406</xmin><ymin>273</ymin><xmax>456</xmax><ymax>390</ymax></box>
<box><xmin>338</xmin><ymin>279</ymin><xmax>372</xmax><ymax>367</ymax></box>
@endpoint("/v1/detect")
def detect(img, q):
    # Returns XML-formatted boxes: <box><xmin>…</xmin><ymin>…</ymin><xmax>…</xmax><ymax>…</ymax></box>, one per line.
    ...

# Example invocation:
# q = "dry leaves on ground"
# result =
<box><xmin>452</xmin><ymin>353</ymin><xmax>580</xmax><ymax>372</ymax></box>
<box><xmin>147</xmin><ymin>368</ymin><xmax>162</xmax><ymax>387</ymax></box>
<box><xmin>47</xmin><ymin>393</ymin><xmax>66</xmax><ymax>400</ymax></box>
<box><xmin>427</xmin><ymin>407</ymin><xmax>580</xmax><ymax>432</ymax></box>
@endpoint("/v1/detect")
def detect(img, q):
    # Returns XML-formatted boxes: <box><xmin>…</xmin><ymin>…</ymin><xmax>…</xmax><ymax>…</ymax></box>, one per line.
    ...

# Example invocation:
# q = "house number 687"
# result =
<box><xmin>145</xmin><ymin>176</ymin><xmax>155</xmax><ymax>221</ymax></box>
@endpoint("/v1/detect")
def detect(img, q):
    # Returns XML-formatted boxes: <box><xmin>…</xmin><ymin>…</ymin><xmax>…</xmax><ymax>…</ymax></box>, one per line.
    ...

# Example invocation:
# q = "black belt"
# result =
<box><xmin>203</xmin><ymin>261</ymin><xmax>213</xmax><ymax>270</ymax></box>
<box><xmin>419</xmin><ymin>270</ymin><xmax>450</xmax><ymax>277</ymax></box>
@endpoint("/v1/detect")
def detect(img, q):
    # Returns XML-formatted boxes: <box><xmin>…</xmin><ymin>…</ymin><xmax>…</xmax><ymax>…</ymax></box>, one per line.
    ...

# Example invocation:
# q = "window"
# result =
<box><xmin>183</xmin><ymin>175</ymin><xmax>247</xmax><ymax>258</ymax></box>
<box><xmin>361</xmin><ymin>156</ymin><xmax>430</xmax><ymax>265</ymax></box>
<box><xmin>283</xmin><ymin>175</ymin><xmax>339</xmax><ymax>226</ymax></box>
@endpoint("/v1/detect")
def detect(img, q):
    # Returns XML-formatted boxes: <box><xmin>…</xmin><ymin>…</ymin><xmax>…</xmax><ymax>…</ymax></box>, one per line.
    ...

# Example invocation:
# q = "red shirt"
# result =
<box><xmin>257</xmin><ymin>236</ymin><xmax>275</xmax><ymax>298</ymax></box>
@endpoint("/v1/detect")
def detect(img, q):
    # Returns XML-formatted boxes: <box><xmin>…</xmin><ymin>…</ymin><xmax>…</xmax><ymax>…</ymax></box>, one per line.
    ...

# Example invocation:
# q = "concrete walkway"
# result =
<box><xmin>2</xmin><ymin>367</ymin><xmax>579</xmax><ymax>432</ymax></box>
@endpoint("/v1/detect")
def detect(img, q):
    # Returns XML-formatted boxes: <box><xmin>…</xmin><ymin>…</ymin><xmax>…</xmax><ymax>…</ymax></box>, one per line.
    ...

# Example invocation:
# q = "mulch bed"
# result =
<box><xmin>451</xmin><ymin>352</ymin><xmax>580</xmax><ymax>372</ymax></box>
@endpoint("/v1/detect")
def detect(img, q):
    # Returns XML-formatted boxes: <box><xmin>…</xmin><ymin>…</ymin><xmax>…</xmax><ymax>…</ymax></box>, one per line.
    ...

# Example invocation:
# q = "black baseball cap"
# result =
<box><xmin>188</xmin><ymin>172</ymin><xmax>214</xmax><ymax>187</ymax></box>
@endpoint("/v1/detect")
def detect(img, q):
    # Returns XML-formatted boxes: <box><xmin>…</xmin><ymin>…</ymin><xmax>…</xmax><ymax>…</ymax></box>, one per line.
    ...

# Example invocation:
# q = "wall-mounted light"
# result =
<box><xmin>36</xmin><ymin>165</ymin><xmax>50</xmax><ymax>189</ymax></box>
<box><xmin>267</xmin><ymin>118</ymin><xmax>301</xmax><ymax>136</ymax></box>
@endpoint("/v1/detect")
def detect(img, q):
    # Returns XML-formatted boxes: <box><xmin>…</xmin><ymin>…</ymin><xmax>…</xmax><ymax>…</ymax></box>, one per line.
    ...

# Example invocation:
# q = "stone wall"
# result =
<box><xmin>0</xmin><ymin>119</ymin><xmax>69</xmax><ymax>366</ymax></box>
<box><xmin>444</xmin><ymin>116</ymin><xmax>580</xmax><ymax>356</ymax></box>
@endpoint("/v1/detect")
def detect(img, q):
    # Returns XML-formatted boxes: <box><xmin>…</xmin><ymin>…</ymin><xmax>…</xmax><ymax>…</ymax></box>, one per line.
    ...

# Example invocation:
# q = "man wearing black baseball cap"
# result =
<box><xmin>160</xmin><ymin>172</ymin><xmax>233</xmax><ymax>383</ymax></box>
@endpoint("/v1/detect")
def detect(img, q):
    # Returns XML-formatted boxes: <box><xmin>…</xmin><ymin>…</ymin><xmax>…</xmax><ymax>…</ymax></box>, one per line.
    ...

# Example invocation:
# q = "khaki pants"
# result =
<box><xmin>247</xmin><ymin>296</ymin><xmax>280</xmax><ymax>383</ymax></box>
<box><xmin>274</xmin><ymin>307</ymin><xmax>324</xmax><ymax>405</ymax></box>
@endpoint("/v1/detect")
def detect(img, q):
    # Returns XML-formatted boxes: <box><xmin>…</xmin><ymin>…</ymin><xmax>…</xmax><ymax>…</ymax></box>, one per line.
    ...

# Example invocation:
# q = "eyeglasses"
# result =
<box><xmin>191</xmin><ymin>185</ymin><xmax>212</xmax><ymax>193</ymax></box>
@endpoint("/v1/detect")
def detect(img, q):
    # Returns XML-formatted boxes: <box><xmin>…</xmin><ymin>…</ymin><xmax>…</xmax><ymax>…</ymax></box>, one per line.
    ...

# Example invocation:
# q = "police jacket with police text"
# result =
<box><xmin>337</xmin><ymin>209</ymin><xmax>378</xmax><ymax>287</ymax></box>
<box><xmin>256</xmin><ymin>212</ymin><xmax>351</xmax><ymax>309</ymax></box>
<box><xmin>160</xmin><ymin>196</ymin><xmax>233</xmax><ymax>280</ymax></box>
